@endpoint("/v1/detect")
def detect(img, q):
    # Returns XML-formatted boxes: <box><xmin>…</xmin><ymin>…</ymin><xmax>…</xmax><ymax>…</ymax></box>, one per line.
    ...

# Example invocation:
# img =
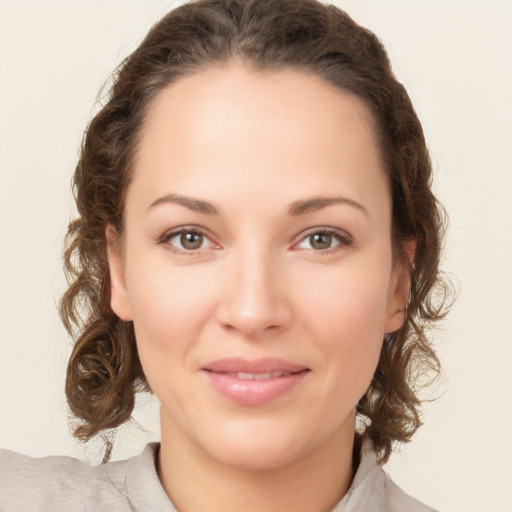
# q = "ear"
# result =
<box><xmin>384</xmin><ymin>238</ymin><xmax>416</xmax><ymax>333</ymax></box>
<box><xmin>106</xmin><ymin>225</ymin><xmax>133</xmax><ymax>321</ymax></box>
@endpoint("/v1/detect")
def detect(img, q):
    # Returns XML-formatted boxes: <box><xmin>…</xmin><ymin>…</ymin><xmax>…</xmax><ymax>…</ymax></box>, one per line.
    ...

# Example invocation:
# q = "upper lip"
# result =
<box><xmin>203</xmin><ymin>357</ymin><xmax>308</xmax><ymax>374</ymax></box>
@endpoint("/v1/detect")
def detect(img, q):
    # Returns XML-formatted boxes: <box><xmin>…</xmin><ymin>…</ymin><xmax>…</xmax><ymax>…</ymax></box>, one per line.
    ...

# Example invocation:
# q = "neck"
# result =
<box><xmin>157</xmin><ymin>414</ymin><xmax>356</xmax><ymax>512</ymax></box>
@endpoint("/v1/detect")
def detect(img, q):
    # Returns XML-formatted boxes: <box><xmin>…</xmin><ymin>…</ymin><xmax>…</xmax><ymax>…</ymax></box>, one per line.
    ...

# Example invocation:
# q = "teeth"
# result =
<box><xmin>234</xmin><ymin>371</ymin><xmax>290</xmax><ymax>380</ymax></box>
<box><xmin>254</xmin><ymin>372</ymin><xmax>272</xmax><ymax>380</ymax></box>
<box><xmin>237</xmin><ymin>372</ymin><xmax>256</xmax><ymax>380</ymax></box>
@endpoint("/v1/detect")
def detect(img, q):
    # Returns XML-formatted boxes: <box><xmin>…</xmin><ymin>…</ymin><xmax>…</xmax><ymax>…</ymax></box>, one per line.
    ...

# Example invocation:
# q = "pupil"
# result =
<box><xmin>311</xmin><ymin>233</ymin><xmax>331</xmax><ymax>250</ymax></box>
<box><xmin>181</xmin><ymin>232</ymin><xmax>203</xmax><ymax>250</ymax></box>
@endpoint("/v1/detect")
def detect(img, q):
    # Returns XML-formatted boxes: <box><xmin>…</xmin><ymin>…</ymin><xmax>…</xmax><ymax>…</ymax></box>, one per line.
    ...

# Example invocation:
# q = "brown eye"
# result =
<box><xmin>309</xmin><ymin>233</ymin><xmax>332</xmax><ymax>250</ymax></box>
<box><xmin>295</xmin><ymin>229</ymin><xmax>350</xmax><ymax>253</ymax></box>
<box><xmin>163</xmin><ymin>228</ymin><xmax>217</xmax><ymax>254</ymax></box>
<box><xmin>180</xmin><ymin>232</ymin><xmax>204</xmax><ymax>250</ymax></box>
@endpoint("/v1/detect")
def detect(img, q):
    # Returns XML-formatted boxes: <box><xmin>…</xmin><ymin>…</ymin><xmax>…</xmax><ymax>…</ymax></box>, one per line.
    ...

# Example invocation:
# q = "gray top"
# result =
<box><xmin>0</xmin><ymin>440</ymin><xmax>437</xmax><ymax>511</ymax></box>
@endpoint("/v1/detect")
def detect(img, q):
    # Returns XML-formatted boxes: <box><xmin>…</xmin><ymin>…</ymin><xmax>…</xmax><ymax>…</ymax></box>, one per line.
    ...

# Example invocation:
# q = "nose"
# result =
<box><xmin>216</xmin><ymin>248</ymin><xmax>293</xmax><ymax>338</ymax></box>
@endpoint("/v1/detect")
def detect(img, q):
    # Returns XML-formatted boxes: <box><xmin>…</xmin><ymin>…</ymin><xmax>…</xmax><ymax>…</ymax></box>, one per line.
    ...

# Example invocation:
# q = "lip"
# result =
<box><xmin>202</xmin><ymin>357</ymin><xmax>310</xmax><ymax>406</ymax></box>
<box><xmin>203</xmin><ymin>357</ymin><xmax>307</xmax><ymax>374</ymax></box>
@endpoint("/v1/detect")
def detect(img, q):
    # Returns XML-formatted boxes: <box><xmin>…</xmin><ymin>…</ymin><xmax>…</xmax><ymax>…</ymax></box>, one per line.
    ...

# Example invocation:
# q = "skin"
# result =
<box><xmin>108</xmin><ymin>63</ymin><xmax>410</xmax><ymax>512</ymax></box>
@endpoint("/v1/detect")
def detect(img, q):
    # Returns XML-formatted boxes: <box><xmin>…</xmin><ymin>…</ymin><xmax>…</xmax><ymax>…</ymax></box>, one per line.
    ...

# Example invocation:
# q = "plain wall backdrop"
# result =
<box><xmin>1</xmin><ymin>1</ymin><xmax>511</xmax><ymax>511</ymax></box>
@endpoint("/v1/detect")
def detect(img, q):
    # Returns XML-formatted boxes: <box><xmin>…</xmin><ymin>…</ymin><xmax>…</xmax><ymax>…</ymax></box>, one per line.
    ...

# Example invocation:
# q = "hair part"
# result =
<box><xmin>60</xmin><ymin>0</ymin><xmax>452</xmax><ymax>463</ymax></box>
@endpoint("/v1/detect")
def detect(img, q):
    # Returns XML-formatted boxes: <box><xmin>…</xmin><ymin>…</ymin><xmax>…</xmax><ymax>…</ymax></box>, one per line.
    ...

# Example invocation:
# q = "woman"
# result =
<box><xmin>0</xmin><ymin>0</ymin><xmax>450</xmax><ymax>510</ymax></box>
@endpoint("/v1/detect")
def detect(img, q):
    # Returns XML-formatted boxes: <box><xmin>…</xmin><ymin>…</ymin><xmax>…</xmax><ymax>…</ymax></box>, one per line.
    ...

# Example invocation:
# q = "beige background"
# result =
<box><xmin>1</xmin><ymin>1</ymin><xmax>511</xmax><ymax>511</ymax></box>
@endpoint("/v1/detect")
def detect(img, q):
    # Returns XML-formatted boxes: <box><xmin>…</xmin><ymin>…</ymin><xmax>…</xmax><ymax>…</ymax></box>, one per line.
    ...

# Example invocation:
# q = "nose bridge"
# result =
<box><xmin>218</xmin><ymin>240</ymin><xmax>291</xmax><ymax>336</ymax></box>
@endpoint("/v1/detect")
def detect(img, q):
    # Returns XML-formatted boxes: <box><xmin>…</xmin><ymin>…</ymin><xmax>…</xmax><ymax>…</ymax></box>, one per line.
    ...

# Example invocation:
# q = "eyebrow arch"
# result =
<box><xmin>288</xmin><ymin>196</ymin><xmax>368</xmax><ymax>216</ymax></box>
<box><xmin>148</xmin><ymin>194</ymin><xmax>219</xmax><ymax>215</ymax></box>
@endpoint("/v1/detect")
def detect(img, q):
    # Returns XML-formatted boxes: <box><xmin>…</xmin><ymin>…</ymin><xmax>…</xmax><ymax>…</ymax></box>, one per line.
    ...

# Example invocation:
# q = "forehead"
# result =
<box><xmin>139</xmin><ymin>63</ymin><xmax>378</xmax><ymax>159</ymax></box>
<box><xmin>130</xmin><ymin>63</ymin><xmax>388</xmax><ymax>216</ymax></box>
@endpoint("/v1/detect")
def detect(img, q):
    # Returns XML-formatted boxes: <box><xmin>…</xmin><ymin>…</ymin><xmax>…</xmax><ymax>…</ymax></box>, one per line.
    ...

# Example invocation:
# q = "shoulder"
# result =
<box><xmin>333</xmin><ymin>439</ymin><xmax>439</xmax><ymax>512</ymax></box>
<box><xmin>381</xmin><ymin>472</ymin><xmax>438</xmax><ymax>512</ymax></box>
<box><xmin>0</xmin><ymin>447</ymin><xmax>92</xmax><ymax>512</ymax></box>
<box><xmin>0</xmin><ymin>443</ymin><xmax>168</xmax><ymax>512</ymax></box>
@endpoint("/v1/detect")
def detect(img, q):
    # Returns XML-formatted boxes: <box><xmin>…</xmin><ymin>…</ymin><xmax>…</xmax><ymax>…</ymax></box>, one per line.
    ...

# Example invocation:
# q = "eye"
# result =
<box><xmin>295</xmin><ymin>229</ymin><xmax>352</xmax><ymax>253</ymax></box>
<box><xmin>160</xmin><ymin>228</ymin><xmax>217</xmax><ymax>253</ymax></box>
<box><xmin>307</xmin><ymin>232</ymin><xmax>335</xmax><ymax>250</ymax></box>
<box><xmin>175</xmin><ymin>231</ymin><xmax>204</xmax><ymax>250</ymax></box>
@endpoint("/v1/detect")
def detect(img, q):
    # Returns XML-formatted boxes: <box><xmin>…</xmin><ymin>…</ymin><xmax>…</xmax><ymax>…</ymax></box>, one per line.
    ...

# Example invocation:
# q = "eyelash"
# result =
<box><xmin>158</xmin><ymin>226</ymin><xmax>353</xmax><ymax>255</ymax></box>
<box><xmin>293</xmin><ymin>227</ymin><xmax>353</xmax><ymax>255</ymax></box>
<box><xmin>158</xmin><ymin>226</ymin><xmax>218</xmax><ymax>256</ymax></box>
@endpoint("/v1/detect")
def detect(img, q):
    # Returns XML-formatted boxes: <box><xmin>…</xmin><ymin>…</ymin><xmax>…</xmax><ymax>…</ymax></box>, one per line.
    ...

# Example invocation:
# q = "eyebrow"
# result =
<box><xmin>148</xmin><ymin>194</ymin><xmax>220</xmax><ymax>215</ymax></box>
<box><xmin>288</xmin><ymin>196</ymin><xmax>368</xmax><ymax>216</ymax></box>
<box><xmin>148</xmin><ymin>193</ymin><xmax>368</xmax><ymax>217</ymax></box>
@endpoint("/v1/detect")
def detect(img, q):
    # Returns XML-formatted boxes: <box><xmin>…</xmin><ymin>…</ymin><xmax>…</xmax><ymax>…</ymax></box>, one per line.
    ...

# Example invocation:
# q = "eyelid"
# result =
<box><xmin>157</xmin><ymin>225</ymin><xmax>220</xmax><ymax>254</ymax></box>
<box><xmin>157</xmin><ymin>225</ymin><xmax>353</xmax><ymax>255</ymax></box>
<box><xmin>292</xmin><ymin>227</ymin><xmax>354</xmax><ymax>252</ymax></box>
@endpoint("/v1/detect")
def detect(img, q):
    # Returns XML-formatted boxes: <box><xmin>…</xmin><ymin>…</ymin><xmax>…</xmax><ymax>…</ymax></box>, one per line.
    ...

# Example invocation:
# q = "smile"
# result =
<box><xmin>202</xmin><ymin>358</ymin><xmax>310</xmax><ymax>406</ymax></box>
<box><xmin>221</xmin><ymin>371</ymin><xmax>293</xmax><ymax>380</ymax></box>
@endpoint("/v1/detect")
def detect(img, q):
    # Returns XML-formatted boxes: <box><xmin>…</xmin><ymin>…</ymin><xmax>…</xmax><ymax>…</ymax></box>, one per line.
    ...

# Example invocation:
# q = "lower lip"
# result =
<box><xmin>203</xmin><ymin>370</ymin><xmax>309</xmax><ymax>406</ymax></box>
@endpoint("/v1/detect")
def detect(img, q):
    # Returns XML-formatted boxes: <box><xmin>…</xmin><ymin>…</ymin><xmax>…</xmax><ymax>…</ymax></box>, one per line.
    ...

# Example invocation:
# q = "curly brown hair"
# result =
<box><xmin>60</xmin><ymin>0</ymin><xmax>451</xmax><ymax>463</ymax></box>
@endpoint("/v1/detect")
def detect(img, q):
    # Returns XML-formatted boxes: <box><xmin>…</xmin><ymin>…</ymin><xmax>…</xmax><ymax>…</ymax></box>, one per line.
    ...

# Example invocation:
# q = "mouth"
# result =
<box><xmin>202</xmin><ymin>358</ymin><xmax>310</xmax><ymax>406</ymax></box>
<box><xmin>210</xmin><ymin>370</ymin><xmax>300</xmax><ymax>380</ymax></box>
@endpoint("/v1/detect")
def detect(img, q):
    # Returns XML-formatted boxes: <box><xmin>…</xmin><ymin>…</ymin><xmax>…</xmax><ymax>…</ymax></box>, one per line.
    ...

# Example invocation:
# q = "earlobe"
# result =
<box><xmin>384</xmin><ymin>303</ymin><xmax>406</xmax><ymax>334</ymax></box>
<box><xmin>106</xmin><ymin>225</ymin><xmax>133</xmax><ymax>321</ymax></box>
<box><xmin>404</xmin><ymin>237</ymin><xmax>416</xmax><ymax>268</ymax></box>
<box><xmin>384</xmin><ymin>238</ymin><xmax>416</xmax><ymax>333</ymax></box>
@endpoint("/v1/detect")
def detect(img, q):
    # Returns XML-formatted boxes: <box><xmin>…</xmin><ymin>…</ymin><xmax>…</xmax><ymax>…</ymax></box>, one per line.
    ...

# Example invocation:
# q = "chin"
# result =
<box><xmin>209</xmin><ymin>440</ymin><xmax>303</xmax><ymax>471</ymax></box>
<box><xmin>196</xmin><ymin>418</ymin><xmax>317</xmax><ymax>471</ymax></box>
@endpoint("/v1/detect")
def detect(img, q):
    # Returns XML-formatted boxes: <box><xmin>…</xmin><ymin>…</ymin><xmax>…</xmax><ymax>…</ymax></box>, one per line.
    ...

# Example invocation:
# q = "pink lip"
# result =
<box><xmin>204</xmin><ymin>357</ymin><xmax>307</xmax><ymax>374</ymax></box>
<box><xmin>202</xmin><ymin>357</ymin><xmax>310</xmax><ymax>406</ymax></box>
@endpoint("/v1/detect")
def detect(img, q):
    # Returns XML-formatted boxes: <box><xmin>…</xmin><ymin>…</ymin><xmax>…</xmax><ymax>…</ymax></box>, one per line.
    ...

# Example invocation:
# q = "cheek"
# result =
<box><xmin>297</xmin><ymin>259</ymin><xmax>391</xmax><ymax>341</ymax></box>
<box><xmin>124</xmin><ymin>259</ymin><xmax>216</xmax><ymax>385</ymax></box>
<box><xmin>294</xmin><ymin>260</ymin><xmax>391</xmax><ymax>395</ymax></box>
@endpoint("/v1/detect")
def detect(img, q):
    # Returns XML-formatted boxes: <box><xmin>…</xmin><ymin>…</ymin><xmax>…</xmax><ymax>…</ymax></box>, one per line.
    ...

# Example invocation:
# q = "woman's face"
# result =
<box><xmin>109</xmin><ymin>63</ymin><xmax>408</xmax><ymax>470</ymax></box>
